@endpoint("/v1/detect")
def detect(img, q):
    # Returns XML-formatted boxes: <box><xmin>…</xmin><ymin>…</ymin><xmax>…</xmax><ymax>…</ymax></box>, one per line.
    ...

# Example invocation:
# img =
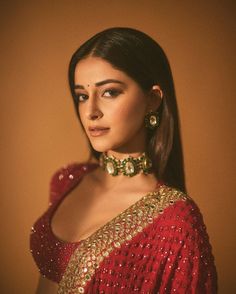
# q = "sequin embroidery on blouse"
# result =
<box><xmin>30</xmin><ymin>163</ymin><xmax>99</xmax><ymax>283</ymax></box>
<box><xmin>58</xmin><ymin>186</ymin><xmax>188</xmax><ymax>293</ymax></box>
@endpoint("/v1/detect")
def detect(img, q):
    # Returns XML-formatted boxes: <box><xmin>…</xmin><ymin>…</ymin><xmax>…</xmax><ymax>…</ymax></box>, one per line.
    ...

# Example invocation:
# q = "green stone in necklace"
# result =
<box><xmin>99</xmin><ymin>152</ymin><xmax>152</xmax><ymax>177</ymax></box>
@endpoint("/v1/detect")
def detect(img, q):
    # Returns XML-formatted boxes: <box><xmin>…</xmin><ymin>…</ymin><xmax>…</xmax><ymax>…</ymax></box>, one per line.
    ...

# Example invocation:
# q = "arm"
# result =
<box><xmin>156</xmin><ymin>199</ymin><xmax>217</xmax><ymax>293</ymax></box>
<box><xmin>171</xmin><ymin>227</ymin><xmax>217</xmax><ymax>293</ymax></box>
<box><xmin>171</xmin><ymin>200</ymin><xmax>217</xmax><ymax>293</ymax></box>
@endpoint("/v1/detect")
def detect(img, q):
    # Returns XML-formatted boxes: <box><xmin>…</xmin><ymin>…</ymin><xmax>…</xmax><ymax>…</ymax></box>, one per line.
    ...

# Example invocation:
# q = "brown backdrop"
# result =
<box><xmin>1</xmin><ymin>1</ymin><xmax>235</xmax><ymax>293</ymax></box>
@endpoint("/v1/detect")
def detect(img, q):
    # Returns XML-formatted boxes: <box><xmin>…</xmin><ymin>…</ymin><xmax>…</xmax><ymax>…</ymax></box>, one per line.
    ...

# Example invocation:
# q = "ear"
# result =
<box><xmin>147</xmin><ymin>85</ymin><xmax>163</xmax><ymax>111</ymax></box>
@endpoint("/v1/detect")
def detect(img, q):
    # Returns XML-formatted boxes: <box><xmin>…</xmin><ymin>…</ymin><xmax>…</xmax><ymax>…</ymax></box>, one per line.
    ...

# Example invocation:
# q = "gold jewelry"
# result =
<box><xmin>99</xmin><ymin>152</ymin><xmax>152</xmax><ymax>177</ymax></box>
<box><xmin>144</xmin><ymin>110</ymin><xmax>160</xmax><ymax>130</ymax></box>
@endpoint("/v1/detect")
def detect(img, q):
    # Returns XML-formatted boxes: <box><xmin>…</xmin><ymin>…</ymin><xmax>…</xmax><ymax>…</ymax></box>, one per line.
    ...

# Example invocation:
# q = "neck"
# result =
<box><xmin>94</xmin><ymin>163</ymin><xmax>158</xmax><ymax>193</ymax></box>
<box><xmin>106</xmin><ymin>150</ymin><xmax>145</xmax><ymax>159</ymax></box>
<box><xmin>99</xmin><ymin>151</ymin><xmax>152</xmax><ymax>178</ymax></box>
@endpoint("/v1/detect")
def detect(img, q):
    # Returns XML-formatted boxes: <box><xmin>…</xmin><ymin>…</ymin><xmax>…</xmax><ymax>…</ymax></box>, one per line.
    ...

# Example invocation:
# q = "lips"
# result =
<box><xmin>88</xmin><ymin>126</ymin><xmax>110</xmax><ymax>137</ymax></box>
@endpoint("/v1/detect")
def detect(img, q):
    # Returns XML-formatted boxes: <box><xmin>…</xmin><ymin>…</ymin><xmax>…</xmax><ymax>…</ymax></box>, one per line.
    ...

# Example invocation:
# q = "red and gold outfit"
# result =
<box><xmin>30</xmin><ymin>163</ymin><xmax>217</xmax><ymax>293</ymax></box>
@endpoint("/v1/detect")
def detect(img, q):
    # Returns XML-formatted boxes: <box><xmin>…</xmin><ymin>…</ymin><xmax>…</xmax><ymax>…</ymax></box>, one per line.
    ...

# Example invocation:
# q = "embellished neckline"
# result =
<box><xmin>48</xmin><ymin>178</ymin><xmax>162</xmax><ymax>245</ymax></box>
<box><xmin>58</xmin><ymin>184</ymin><xmax>188</xmax><ymax>293</ymax></box>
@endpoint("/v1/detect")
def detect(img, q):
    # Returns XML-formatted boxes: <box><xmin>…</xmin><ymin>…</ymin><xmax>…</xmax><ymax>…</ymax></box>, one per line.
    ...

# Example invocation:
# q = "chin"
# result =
<box><xmin>89</xmin><ymin>142</ymin><xmax>110</xmax><ymax>153</ymax></box>
<box><xmin>88</xmin><ymin>133</ymin><xmax>133</xmax><ymax>154</ymax></box>
<box><xmin>89</xmin><ymin>139</ymin><xmax>122</xmax><ymax>154</ymax></box>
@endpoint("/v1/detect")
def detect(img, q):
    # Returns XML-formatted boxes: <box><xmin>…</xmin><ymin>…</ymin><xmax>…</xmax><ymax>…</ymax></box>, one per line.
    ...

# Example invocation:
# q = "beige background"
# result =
<box><xmin>1</xmin><ymin>0</ymin><xmax>235</xmax><ymax>293</ymax></box>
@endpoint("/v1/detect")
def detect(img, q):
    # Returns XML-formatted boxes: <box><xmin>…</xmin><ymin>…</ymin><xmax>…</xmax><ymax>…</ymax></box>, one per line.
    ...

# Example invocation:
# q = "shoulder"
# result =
<box><xmin>49</xmin><ymin>161</ymin><xmax>98</xmax><ymax>204</ymax></box>
<box><xmin>155</xmin><ymin>185</ymin><xmax>206</xmax><ymax>233</ymax></box>
<box><xmin>151</xmin><ymin>185</ymin><xmax>213</xmax><ymax>259</ymax></box>
<box><xmin>152</xmin><ymin>186</ymin><xmax>218</xmax><ymax>292</ymax></box>
<box><xmin>152</xmin><ymin>185</ymin><xmax>215</xmax><ymax>266</ymax></box>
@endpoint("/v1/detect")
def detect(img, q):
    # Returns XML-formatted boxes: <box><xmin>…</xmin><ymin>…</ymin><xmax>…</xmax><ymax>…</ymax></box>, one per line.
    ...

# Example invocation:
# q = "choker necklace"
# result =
<box><xmin>99</xmin><ymin>152</ymin><xmax>153</xmax><ymax>177</ymax></box>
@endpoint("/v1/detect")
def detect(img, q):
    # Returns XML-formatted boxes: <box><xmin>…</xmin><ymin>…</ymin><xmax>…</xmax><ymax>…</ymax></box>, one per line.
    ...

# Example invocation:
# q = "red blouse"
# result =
<box><xmin>30</xmin><ymin>163</ymin><xmax>217</xmax><ymax>293</ymax></box>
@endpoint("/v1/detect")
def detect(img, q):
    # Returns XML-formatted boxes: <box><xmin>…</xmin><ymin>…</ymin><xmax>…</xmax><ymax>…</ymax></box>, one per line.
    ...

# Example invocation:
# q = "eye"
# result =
<box><xmin>102</xmin><ymin>88</ymin><xmax>122</xmax><ymax>98</ymax></box>
<box><xmin>75</xmin><ymin>93</ymin><xmax>88</xmax><ymax>102</ymax></box>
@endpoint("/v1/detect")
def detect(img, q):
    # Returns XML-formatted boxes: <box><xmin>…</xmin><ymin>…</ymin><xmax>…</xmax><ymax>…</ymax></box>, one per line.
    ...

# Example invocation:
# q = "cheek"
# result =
<box><xmin>111</xmin><ymin>99</ymin><xmax>146</xmax><ymax>125</ymax></box>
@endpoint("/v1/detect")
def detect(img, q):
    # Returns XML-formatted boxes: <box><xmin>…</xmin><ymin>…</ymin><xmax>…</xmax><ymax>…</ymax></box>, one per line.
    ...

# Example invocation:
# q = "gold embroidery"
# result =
<box><xmin>58</xmin><ymin>185</ymin><xmax>187</xmax><ymax>293</ymax></box>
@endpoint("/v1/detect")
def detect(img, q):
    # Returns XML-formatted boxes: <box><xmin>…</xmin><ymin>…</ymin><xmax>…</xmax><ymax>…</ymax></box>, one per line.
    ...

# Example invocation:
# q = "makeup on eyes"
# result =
<box><xmin>75</xmin><ymin>87</ymin><xmax>123</xmax><ymax>102</ymax></box>
<box><xmin>102</xmin><ymin>88</ymin><xmax>123</xmax><ymax>97</ymax></box>
<box><xmin>74</xmin><ymin>80</ymin><xmax>125</xmax><ymax>102</ymax></box>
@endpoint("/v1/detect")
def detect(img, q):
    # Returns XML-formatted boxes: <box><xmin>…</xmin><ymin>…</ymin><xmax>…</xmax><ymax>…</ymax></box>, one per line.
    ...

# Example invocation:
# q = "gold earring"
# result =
<box><xmin>144</xmin><ymin>110</ymin><xmax>160</xmax><ymax>130</ymax></box>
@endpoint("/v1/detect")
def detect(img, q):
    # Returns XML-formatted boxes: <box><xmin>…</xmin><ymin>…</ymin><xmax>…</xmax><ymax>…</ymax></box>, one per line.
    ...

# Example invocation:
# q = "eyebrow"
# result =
<box><xmin>74</xmin><ymin>79</ymin><xmax>125</xmax><ymax>89</ymax></box>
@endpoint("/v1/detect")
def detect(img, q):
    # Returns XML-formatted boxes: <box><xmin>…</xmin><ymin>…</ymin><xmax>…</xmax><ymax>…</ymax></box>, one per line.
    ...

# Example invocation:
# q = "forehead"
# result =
<box><xmin>74</xmin><ymin>57</ymin><xmax>131</xmax><ymax>84</ymax></box>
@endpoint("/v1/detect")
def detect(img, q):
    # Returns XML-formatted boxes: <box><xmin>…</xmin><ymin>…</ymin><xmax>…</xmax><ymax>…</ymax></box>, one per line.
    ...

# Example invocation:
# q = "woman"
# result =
<box><xmin>30</xmin><ymin>27</ymin><xmax>217</xmax><ymax>293</ymax></box>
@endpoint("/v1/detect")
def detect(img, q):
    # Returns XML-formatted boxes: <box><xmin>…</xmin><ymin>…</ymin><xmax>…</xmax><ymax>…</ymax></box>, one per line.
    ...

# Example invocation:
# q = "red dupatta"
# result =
<box><xmin>58</xmin><ymin>186</ymin><xmax>189</xmax><ymax>293</ymax></box>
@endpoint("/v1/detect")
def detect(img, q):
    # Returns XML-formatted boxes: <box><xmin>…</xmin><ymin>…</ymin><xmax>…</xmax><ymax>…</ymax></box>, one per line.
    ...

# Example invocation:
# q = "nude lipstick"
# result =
<box><xmin>88</xmin><ymin>126</ymin><xmax>110</xmax><ymax>137</ymax></box>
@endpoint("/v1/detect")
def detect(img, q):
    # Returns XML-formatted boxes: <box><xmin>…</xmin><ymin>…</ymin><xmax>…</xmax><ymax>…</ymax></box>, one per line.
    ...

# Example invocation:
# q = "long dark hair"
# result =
<box><xmin>68</xmin><ymin>27</ymin><xmax>186</xmax><ymax>192</ymax></box>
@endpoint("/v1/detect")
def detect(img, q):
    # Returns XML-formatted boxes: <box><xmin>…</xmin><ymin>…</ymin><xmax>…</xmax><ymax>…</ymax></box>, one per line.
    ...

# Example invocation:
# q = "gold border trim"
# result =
<box><xmin>58</xmin><ymin>185</ymin><xmax>187</xmax><ymax>293</ymax></box>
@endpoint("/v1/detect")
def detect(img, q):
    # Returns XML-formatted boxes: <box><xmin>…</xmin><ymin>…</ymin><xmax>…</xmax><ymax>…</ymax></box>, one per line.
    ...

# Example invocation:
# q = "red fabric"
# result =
<box><xmin>30</xmin><ymin>163</ymin><xmax>217</xmax><ymax>293</ymax></box>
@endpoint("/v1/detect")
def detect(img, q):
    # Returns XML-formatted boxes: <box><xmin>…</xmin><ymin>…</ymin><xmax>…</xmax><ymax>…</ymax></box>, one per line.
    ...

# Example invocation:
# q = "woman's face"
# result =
<box><xmin>74</xmin><ymin>57</ymin><xmax>159</xmax><ymax>156</ymax></box>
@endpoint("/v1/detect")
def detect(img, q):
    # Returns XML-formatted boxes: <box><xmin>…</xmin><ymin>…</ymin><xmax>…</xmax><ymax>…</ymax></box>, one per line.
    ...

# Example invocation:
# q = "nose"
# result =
<box><xmin>85</xmin><ymin>97</ymin><xmax>103</xmax><ymax>121</ymax></box>
<box><xmin>88</xmin><ymin>110</ymin><xmax>103</xmax><ymax>120</ymax></box>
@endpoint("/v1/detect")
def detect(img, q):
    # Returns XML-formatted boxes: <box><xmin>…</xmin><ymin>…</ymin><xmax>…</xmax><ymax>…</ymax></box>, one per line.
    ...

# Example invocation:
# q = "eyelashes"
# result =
<box><xmin>75</xmin><ymin>93</ymin><xmax>88</xmax><ymax>102</ymax></box>
<box><xmin>75</xmin><ymin>88</ymin><xmax>123</xmax><ymax>103</ymax></box>
<box><xmin>102</xmin><ymin>88</ymin><xmax>122</xmax><ymax>98</ymax></box>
